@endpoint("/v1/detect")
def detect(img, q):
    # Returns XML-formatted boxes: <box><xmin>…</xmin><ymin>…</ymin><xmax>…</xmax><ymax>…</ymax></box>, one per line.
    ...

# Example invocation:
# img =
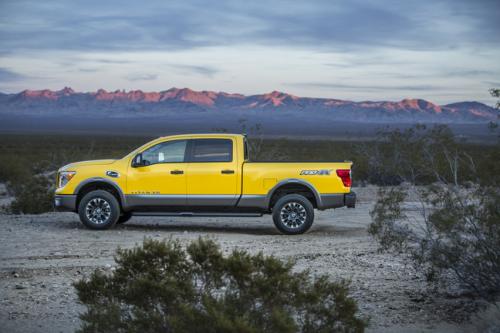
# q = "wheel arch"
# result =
<box><xmin>266</xmin><ymin>179</ymin><xmax>322</xmax><ymax>210</ymax></box>
<box><xmin>74</xmin><ymin>178</ymin><xmax>128</xmax><ymax>210</ymax></box>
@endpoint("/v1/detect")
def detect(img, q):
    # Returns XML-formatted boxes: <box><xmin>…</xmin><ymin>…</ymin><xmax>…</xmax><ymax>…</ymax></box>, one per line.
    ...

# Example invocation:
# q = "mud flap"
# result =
<box><xmin>345</xmin><ymin>192</ymin><xmax>356</xmax><ymax>208</ymax></box>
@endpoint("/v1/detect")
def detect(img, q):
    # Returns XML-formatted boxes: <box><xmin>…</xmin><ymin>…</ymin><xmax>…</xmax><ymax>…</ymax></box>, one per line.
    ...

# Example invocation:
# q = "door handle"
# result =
<box><xmin>170</xmin><ymin>170</ymin><xmax>184</xmax><ymax>175</ymax></box>
<box><xmin>221</xmin><ymin>169</ymin><xmax>235</xmax><ymax>174</ymax></box>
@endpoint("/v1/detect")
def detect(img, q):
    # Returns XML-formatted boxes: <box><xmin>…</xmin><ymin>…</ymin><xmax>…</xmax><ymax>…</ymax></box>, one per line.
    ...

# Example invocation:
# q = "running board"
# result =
<box><xmin>132</xmin><ymin>212</ymin><xmax>263</xmax><ymax>217</ymax></box>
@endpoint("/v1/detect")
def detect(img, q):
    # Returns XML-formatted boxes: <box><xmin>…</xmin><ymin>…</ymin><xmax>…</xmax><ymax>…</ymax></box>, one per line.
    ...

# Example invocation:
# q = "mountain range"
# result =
<box><xmin>0</xmin><ymin>87</ymin><xmax>497</xmax><ymax>123</ymax></box>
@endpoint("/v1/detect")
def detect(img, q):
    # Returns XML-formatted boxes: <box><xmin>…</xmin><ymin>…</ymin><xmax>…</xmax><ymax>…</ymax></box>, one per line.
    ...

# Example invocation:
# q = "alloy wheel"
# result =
<box><xmin>85</xmin><ymin>198</ymin><xmax>112</xmax><ymax>224</ymax></box>
<box><xmin>280</xmin><ymin>202</ymin><xmax>307</xmax><ymax>228</ymax></box>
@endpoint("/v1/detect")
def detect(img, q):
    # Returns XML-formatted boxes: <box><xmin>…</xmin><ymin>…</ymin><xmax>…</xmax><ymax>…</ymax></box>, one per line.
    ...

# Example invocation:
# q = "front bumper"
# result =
<box><xmin>318</xmin><ymin>191</ymin><xmax>356</xmax><ymax>210</ymax></box>
<box><xmin>54</xmin><ymin>195</ymin><xmax>77</xmax><ymax>212</ymax></box>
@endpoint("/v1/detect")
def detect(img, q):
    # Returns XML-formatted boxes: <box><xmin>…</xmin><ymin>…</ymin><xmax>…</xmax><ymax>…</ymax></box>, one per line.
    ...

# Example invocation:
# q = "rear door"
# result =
<box><xmin>186</xmin><ymin>138</ymin><xmax>239</xmax><ymax>206</ymax></box>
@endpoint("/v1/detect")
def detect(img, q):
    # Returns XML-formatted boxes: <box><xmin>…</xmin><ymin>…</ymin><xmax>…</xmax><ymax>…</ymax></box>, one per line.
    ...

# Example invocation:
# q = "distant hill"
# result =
<box><xmin>0</xmin><ymin>87</ymin><xmax>497</xmax><ymax>123</ymax></box>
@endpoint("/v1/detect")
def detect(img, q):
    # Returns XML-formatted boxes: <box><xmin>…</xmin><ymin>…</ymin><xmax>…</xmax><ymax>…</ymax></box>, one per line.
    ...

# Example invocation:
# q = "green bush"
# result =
<box><xmin>368</xmin><ymin>120</ymin><xmax>500</xmax><ymax>303</ymax></box>
<box><xmin>8</xmin><ymin>173</ymin><xmax>54</xmax><ymax>214</ymax></box>
<box><xmin>74</xmin><ymin>238</ymin><xmax>366</xmax><ymax>333</ymax></box>
<box><xmin>355</xmin><ymin>124</ymin><xmax>500</xmax><ymax>186</ymax></box>
<box><xmin>0</xmin><ymin>158</ymin><xmax>30</xmax><ymax>184</ymax></box>
<box><xmin>369</xmin><ymin>185</ymin><xmax>500</xmax><ymax>302</ymax></box>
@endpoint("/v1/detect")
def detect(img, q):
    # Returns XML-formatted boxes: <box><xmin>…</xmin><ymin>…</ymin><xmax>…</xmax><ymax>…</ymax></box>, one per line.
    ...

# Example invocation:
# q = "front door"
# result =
<box><xmin>186</xmin><ymin>138</ymin><xmax>239</xmax><ymax>206</ymax></box>
<box><xmin>127</xmin><ymin>140</ymin><xmax>188</xmax><ymax>206</ymax></box>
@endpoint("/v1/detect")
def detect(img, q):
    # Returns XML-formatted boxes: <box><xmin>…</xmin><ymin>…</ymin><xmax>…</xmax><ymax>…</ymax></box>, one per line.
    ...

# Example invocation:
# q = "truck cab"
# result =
<box><xmin>55</xmin><ymin>134</ymin><xmax>355</xmax><ymax>234</ymax></box>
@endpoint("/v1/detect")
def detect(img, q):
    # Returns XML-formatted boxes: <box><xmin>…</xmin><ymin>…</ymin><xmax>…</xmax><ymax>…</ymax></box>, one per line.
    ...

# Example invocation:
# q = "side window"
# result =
<box><xmin>189</xmin><ymin>139</ymin><xmax>233</xmax><ymax>162</ymax></box>
<box><xmin>142</xmin><ymin>140</ymin><xmax>187</xmax><ymax>165</ymax></box>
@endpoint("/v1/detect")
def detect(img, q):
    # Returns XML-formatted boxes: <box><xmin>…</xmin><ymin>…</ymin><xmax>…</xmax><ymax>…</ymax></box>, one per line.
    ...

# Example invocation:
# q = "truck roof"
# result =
<box><xmin>159</xmin><ymin>133</ymin><xmax>245</xmax><ymax>140</ymax></box>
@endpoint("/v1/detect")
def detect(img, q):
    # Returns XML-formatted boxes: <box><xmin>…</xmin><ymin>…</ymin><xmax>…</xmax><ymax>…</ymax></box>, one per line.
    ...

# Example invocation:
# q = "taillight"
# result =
<box><xmin>336</xmin><ymin>169</ymin><xmax>351</xmax><ymax>187</ymax></box>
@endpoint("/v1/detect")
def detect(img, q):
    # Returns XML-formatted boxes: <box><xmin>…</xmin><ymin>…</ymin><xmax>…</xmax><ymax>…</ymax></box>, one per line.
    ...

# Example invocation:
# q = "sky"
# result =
<box><xmin>0</xmin><ymin>0</ymin><xmax>499</xmax><ymax>104</ymax></box>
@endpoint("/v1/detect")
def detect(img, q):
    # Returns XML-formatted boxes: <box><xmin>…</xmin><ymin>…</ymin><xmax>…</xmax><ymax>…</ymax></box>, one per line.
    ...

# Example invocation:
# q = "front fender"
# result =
<box><xmin>74</xmin><ymin>177</ymin><xmax>129</xmax><ymax>209</ymax></box>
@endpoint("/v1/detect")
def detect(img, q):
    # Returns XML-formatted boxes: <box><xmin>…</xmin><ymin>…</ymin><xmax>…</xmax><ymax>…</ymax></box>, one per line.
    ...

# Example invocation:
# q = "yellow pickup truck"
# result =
<box><xmin>54</xmin><ymin>134</ymin><xmax>355</xmax><ymax>234</ymax></box>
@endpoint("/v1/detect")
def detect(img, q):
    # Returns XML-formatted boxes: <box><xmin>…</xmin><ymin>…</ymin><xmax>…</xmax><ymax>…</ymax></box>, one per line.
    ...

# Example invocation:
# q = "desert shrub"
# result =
<box><xmin>369</xmin><ymin>119</ymin><xmax>500</xmax><ymax>303</ymax></box>
<box><xmin>357</xmin><ymin>125</ymin><xmax>463</xmax><ymax>185</ymax></box>
<box><xmin>369</xmin><ymin>184</ymin><xmax>500</xmax><ymax>302</ymax></box>
<box><xmin>0</xmin><ymin>134</ymin><xmax>149</xmax><ymax>215</ymax></box>
<box><xmin>8</xmin><ymin>173</ymin><xmax>55</xmax><ymax>214</ymax></box>
<box><xmin>491</xmin><ymin>88</ymin><xmax>500</xmax><ymax>109</ymax></box>
<box><xmin>355</xmin><ymin>124</ymin><xmax>500</xmax><ymax>186</ymax></box>
<box><xmin>74</xmin><ymin>238</ymin><xmax>366</xmax><ymax>333</ymax></box>
<box><xmin>0</xmin><ymin>158</ymin><xmax>30</xmax><ymax>184</ymax></box>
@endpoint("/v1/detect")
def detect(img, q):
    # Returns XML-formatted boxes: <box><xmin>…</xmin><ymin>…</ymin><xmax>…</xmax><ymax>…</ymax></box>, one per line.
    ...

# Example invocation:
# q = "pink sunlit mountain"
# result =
<box><xmin>0</xmin><ymin>87</ymin><xmax>497</xmax><ymax>123</ymax></box>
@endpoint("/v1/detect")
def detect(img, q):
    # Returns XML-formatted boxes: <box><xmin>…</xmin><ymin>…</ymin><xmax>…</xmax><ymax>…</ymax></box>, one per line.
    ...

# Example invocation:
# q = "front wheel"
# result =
<box><xmin>78</xmin><ymin>190</ymin><xmax>120</xmax><ymax>230</ymax></box>
<box><xmin>272</xmin><ymin>194</ymin><xmax>314</xmax><ymax>235</ymax></box>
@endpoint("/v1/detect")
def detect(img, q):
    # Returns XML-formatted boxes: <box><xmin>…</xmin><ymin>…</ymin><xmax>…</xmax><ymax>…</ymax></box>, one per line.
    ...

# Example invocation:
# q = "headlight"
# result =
<box><xmin>58</xmin><ymin>171</ymin><xmax>76</xmax><ymax>188</ymax></box>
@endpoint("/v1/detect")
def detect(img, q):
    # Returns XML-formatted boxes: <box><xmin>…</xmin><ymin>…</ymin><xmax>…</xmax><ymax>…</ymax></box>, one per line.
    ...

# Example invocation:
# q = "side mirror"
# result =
<box><xmin>132</xmin><ymin>153</ymin><xmax>144</xmax><ymax>167</ymax></box>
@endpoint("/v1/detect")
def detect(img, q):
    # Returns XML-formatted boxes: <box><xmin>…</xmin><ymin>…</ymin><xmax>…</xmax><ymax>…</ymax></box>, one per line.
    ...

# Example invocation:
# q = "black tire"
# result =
<box><xmin>117</xmin><ymin>211</ymin><xmax>133</xmax><ymax>224</ymax></box>
<box><xmin>272</xmin><ymin>194</ymin><xmax>314</xmax><ymax>235</ymax></box>
<box><xmin>78</xmin><ymin>190</ymin><xmax>120</xmax><ymax>230</ymax></box>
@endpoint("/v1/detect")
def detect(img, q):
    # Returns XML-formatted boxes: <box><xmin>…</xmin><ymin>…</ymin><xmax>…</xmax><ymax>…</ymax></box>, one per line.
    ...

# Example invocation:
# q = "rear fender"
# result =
<box><xmin>265</xmin><ymin>179</ymin><xmax>322</xmax><ymax>209</ymax></box>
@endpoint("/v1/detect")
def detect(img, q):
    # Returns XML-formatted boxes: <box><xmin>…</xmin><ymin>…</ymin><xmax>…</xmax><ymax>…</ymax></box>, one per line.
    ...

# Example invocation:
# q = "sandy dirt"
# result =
<box><xmin>0</xmin><ymin>186</ymin><xmax>497</xmax><ymax>333</ymax></box>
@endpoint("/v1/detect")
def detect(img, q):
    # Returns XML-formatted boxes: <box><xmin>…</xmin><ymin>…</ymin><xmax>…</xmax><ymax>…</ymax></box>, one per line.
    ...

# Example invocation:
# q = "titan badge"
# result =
<box><xmin>300</xmin><ymin>169</ymin><xmax>333</xmax><ymax>175</ymax></box>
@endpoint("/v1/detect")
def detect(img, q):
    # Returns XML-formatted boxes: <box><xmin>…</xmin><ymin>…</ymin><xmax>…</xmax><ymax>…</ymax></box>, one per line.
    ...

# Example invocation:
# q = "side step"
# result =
<box><xmin>132</xmin><ymin>212</ymin><xmax>263</xmax><ymax>217</ymax></box>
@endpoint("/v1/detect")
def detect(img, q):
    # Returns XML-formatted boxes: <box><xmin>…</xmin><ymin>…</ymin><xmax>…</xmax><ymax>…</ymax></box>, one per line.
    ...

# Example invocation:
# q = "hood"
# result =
<box><xmin>59</xmin><ymin>159</ymin><xmax>117</xmax><ymax>171</ymax></box>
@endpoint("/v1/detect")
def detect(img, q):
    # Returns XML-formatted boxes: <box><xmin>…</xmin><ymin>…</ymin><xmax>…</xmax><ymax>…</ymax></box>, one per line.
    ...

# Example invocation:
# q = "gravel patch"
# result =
<box><xmin>0</xmin><ymin>187</ymin><xmax>495</xmax><ymax>333</ymax></box>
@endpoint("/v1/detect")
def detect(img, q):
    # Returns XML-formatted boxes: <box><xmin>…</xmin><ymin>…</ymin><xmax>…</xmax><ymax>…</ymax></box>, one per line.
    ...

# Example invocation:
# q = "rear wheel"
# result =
<box><xmin>272</xmin><ymin>194</ymin><xmax>314</xmax><ymax>235</ymax></box>
<box><xmin>78</xmin><ymin>190</ymin><xmax>120</xmax><ymax>230</ymax></box>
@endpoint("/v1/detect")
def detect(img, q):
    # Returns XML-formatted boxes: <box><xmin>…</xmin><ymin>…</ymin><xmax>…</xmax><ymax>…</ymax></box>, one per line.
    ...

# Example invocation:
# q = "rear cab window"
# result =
<box><xmin>188</xmin><ymin>139</ymin><xmax>233</xmax><ymax>162</ymax></box>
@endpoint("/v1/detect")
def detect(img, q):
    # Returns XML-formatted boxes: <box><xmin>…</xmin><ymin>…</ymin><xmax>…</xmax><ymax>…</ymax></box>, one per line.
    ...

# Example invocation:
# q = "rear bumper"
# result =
<box><xmin>319</xmin><ymin>191</ymin><xmax>356</xmax><ymax>210</ymax></box>
<box><xmin>54</xmin><ymin>195</ymin><xmax>77</xmax><ymax>212</ymax></box>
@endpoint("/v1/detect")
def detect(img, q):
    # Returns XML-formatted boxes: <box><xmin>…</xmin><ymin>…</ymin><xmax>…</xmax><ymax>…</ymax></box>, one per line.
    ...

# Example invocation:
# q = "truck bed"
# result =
<box><xmin>242</xmin><ymin>161</ymin><xmax>352</xmax><ymax>196</ymax></box>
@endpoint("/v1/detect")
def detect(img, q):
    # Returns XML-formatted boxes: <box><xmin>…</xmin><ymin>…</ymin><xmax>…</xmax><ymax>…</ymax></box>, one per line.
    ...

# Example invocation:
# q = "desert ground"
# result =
<box><xmin>0</xmin><ymin>186</ymin><xmax>497</xmax><ymax>333</ymax></box>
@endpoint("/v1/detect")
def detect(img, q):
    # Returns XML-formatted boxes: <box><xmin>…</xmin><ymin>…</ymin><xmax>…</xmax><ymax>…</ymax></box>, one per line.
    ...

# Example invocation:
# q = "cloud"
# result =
<box><xmin>77</xmin><ymin>68</ymin><xmax>100</xmax><ymax>73</ymax></box>
<box><xmin>169</xmin><ymin>64</ymin><xmax>219</xmax><ymax>78</ymax></box>
<box><xmin>0</xmin><ymin>0</ymin><xmax>498</xmax><ymax>53</ymax></box>
<box><xmin>368</xmin><ymin>69</ymin><xmax>498</xmax><ymax>80</ymax></box>
<box><xmin>286</xmin><ymin>82</ymin><xmax>442</xmax><ymax>92</ymax></box>
<box><xmin>446</xmin><ymin>70</ymin><xmax>492</xmax><ymax>77</ymax></box>
<box><xmin>0</xmin><ymin>67</ymin><xmax>26</xmax><ymax>82</ymax></box>
<box><xmin>125</xmin><ymin>73</ymin><xmax>158</xmax><ymax>81</ymax></box>
<box><xmin>0</xmin><ymin>0</ymin><xmax>498</xmax><ymax>104</ymax></box>
<box><xmin>484</xmin><ymin>81</ymin><xmax>500</xmax><ymax>87</ymax></box>
<box><xmin>93</xmin><ymin>59</ymin><xmax>134</xmax><ymax>64</ymax></box>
